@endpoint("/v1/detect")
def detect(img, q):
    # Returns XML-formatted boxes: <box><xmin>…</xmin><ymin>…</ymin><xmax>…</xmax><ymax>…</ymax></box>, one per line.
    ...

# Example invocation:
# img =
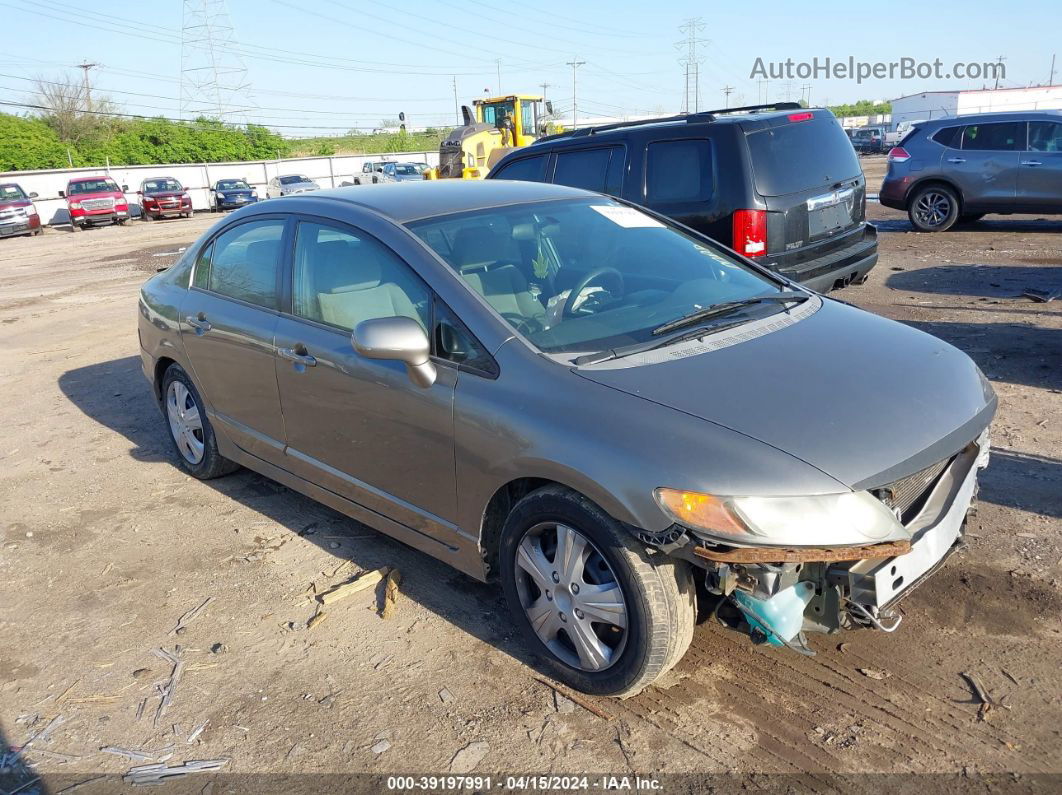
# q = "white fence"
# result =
<box><xmin>0</xmin><ymin>150</ymin><xmax>440</xmax><ymax>226</ymax></box>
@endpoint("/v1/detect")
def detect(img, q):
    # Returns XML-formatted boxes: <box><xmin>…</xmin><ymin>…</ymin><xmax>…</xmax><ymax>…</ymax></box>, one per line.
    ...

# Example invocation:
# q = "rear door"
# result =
<box><xmin>1020</xmin><ymin>120</ymin><xmax>1062</xmax><ymax>210</ymax></box>
<box><xmin>949</xmin><ymin>121</ymin><xmax>1022</xmax><ymax>210</ymax></box>
<box><xmin>743</xmin><ymin>113</ymin><xmax>865</xmax><ymax>257</ymax></box>
<box><xmin>182</xmin><ymin>216</ymin><xmax>289</xmax><ymax>462</ymax></box>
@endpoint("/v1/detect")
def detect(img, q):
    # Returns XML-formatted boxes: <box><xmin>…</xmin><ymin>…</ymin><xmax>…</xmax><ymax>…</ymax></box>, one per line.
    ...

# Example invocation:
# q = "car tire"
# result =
<box><xmin>160</xmin><ymin>364</ymin><xmax>239</xmax><ymax>480</ymax></box>
<box><xmin>499</xmin><ymin>485</ymin><xmax>696</xmax><ymax>697</ymax></box>
<box><xmin>908</xmin><ymin>184</ymin><xmax>960</xmax><ymax>232</ymax></box>
<box><xmin>141</xmin><ymin>212</ymin><xmax>152</xmax><ymax>222</ymax></box>
<box><xmin>70</xmin><ymin>222</ymin><xmax>81</xmax><ymax>232</ymax></box>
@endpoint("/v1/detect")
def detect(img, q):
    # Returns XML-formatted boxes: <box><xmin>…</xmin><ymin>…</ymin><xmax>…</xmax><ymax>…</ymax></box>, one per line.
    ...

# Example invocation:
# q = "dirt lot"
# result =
<box><xmin>2</xmin><ymin>160</ymin><xmax>1060</xmax><ymax>792</ymax></box>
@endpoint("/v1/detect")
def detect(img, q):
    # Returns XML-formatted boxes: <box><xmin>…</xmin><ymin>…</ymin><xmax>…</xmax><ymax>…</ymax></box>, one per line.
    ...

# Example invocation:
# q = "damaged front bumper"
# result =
<box><xmin>693</xmin><ymin>431</ymin><xmax>990</xmax><ymax>651</ymax></box>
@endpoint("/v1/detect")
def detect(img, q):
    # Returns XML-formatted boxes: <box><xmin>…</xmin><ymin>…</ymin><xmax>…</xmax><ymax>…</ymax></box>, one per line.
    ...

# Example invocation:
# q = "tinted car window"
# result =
<box><xmin>961</xmin><ymin>122</ymin><xmax>1023</xmax><ymax>151</ymax></box>
<box><xmin>745</xmin><ymin>118</ymin><xmax>860</xmax><ymax>196</ymax></box>
<box><xmin>68</xmin><ymin>179</ymin><xmax>120</xmax><ymax>194</ymax></box>
<box><xmin>1028</xmin><ymin>121</ymin><xmax>1062</xmax><ymax>152</ymax></box>
<box><xmin>931</xmin><ymin>126</ymin><xmax>962</xmax><ymax>148</ymax></box>
<box><xmin>292</xmin><ymin>221</ymin><xmax>430</xmax><ymax>332</ymax></box>
<box><xmin>216</xmin><ymin>180</ymin><xmax>249</xmax><ymax>190</ymax></box>
<box><xmin>553</xmin><ymin>148</ymin><xmax>613</xmax><ymax>192</ymax></box>
<box><xmin>204</xmin><ymin>219</ymin><xmax>284</xmax><ymax>309</ymax></box>
<box><xmin>143</xmin><ymin>179</ymin><xmax>182</xmax><ymax>193</ymax></box>
<box><xmin>646</xmin><ymin>139</ymin><xmax>713</xmax><ymax>203</ymax></box>
<box><xmin>491</xmin><ymin>154</ymin><xmax>547</xmax><ymax>182</ymax></box>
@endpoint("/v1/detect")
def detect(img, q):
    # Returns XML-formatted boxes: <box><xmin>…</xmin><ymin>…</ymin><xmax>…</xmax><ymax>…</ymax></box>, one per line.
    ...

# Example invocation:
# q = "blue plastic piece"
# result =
<box><xmin>732</xmin><ymin>581</ymin><xmax>816</xmax><ymax>647</ymax></box>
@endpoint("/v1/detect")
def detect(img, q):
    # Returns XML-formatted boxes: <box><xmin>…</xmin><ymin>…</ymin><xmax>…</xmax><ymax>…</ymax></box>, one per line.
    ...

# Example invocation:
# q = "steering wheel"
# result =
<box><xmin>562</xmin><ymin>267</ymin><xmax>625</xmax><ymax>318</ymax></box>
<box><xmin>500</xmin><ymin>312</ymin><xmax>544</xmax><ymax>336</ymax></box>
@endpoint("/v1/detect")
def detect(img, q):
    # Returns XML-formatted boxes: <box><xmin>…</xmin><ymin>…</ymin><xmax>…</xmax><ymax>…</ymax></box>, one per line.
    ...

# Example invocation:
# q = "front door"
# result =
<box><xmin>948</xmin><ymin>121</ymin><xmax>1022</xmax><ymax>211</ymax></box>
<box><xmin>1020</xmin><ymin>121</ymin><xmax>1062</xmax><ymax>211</ymax></box>
<box><xmin>273</xmin><ymin>219</ymin><xmax>459</xmax><ymax>543</ymax></box>
<box><xmin>181</xmin><ymin>217</ymin><xmax>288</xmax><ymax>461</ymax></box>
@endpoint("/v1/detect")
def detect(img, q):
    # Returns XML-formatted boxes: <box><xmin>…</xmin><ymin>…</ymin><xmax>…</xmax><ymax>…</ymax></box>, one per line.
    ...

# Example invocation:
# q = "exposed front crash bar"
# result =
<box><xmin>694</xmin><ymin>540</ymin><xmax>911</xmax><ymax>564</ymax></box>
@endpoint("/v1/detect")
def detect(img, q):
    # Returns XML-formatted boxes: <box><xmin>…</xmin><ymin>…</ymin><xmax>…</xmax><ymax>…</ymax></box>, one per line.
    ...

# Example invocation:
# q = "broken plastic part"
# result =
<box><xmin>731</xmin><ymin>580</ymin><xmax>815</xmax><ymax>647</ymax></box>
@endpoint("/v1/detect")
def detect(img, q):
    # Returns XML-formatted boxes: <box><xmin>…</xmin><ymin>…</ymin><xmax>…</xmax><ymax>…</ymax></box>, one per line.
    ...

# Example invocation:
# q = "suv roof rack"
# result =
<box><xmin>540</xmin><ymin>102</ymin><xmax>805</xmax><ymax>141</ymax></box>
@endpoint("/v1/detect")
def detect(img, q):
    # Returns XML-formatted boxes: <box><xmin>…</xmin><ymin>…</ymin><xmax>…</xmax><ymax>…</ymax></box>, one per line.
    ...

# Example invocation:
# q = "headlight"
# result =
<box><xmin>250</xmin><ymin>190</ymin><xmax>257</xmax><ymax>197</ymax></box>
<box><xmin>216</xmin><ymin>192</ymin><xmax>227</xmax><ymax>199</ymax></box>
<box><xmin>654</xmin><ymin>488</ymin><xmax>906</xmax><ymax>547</ymax></box>
<box><xmin>69</xmin><ymin>201</ymin><xmax>82</xmax><ymax>209</ymax></box>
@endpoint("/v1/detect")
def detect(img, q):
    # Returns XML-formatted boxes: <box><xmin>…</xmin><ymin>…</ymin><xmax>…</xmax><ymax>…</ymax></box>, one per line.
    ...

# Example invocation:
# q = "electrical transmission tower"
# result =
<box><xmin>675</xmin><ymin>18</ymin><xmax>708</xmax><ymax>114</ymax></box>
<box><xmin>180</xmin><ymin>0</ymin><xmax>255</xmax><ymax>122</ymax></box>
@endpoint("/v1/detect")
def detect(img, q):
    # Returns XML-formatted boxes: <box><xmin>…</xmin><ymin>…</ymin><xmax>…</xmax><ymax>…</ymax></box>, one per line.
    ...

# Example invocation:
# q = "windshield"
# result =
<box><xmin>280</xmin><ymin>175</ymin><xmax>310</xmax><ymax>185</ymax></box>
<box><xmin>217</xmin><ymin>180</ymin><xmax>249</xmax><ymax>190</ymax></box>
<box><xmin>408</xmin><ymin>199</ymin><xmax>782</xmax><ymax>355</ymax></box>
<box><xmin>394</xmin><ymin>164</ymin><xmax>419</xmax><ymax>175</ymax></box>
<box><xmin>143</xmin><ymin>179</ymin><xmax>183</xmax><ymax>193</ymax></box>
<box><xmin>69</xmin><ymin>179</ymin><xmax>120</xmax><ymax>195</ymax></box>
<box><xmin>746</xmin><ymin>117</ymin><xmax>861</xmax><ymax>196</ymax></box>
<box><xmin>0</xmin><ymin>184</ymin><xmax>27</xmax><ymax>201</ymax></box>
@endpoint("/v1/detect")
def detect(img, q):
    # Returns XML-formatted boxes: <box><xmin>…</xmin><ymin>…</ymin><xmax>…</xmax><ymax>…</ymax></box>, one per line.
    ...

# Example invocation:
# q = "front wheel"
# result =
<box><xmin>499</xmin><ymin>486</ymin><xmax>695</xmax><ymax>697</ymax></box>
<box><xmin>161</xmin><ymin>364</ymin><xmax>239</xmax><ymax>480</ymax></box>
<box><xmin>908</xmin><ymin>184</ymin><xmax>960</xmax><ymax>232</ymax></box>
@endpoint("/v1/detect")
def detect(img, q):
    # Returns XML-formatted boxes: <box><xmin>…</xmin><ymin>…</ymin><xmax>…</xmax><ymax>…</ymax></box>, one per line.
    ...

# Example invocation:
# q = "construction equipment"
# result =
<box><xmin>426</xmin><ymin>94</ymin><xmax>550</xmax><ymax>180</ymax></box>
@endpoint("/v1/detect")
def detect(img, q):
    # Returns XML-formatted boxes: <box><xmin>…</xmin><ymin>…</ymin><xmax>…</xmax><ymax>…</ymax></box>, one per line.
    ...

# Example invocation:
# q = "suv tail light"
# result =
<box><xmin>732</xmin><ymin>209</ymin><xmax>767</xmax><ymax>257</ymax></box>
<box><xmin>887</xmin><ymin>147</ymin><xmax>911</xmax><ymax>163</ymax></box>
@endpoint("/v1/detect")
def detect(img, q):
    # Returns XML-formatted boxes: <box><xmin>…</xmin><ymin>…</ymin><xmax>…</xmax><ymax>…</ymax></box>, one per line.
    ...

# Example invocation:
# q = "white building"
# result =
<box><xmin>890</xmin><ymin>85</ymin><xmax>1062</xmax><ymax>129</ymax></box>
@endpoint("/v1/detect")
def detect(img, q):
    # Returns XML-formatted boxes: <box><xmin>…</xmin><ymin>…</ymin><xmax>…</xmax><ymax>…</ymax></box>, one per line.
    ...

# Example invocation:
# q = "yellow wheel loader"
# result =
<box><xmin>425</xmin><ymin>94</ymin><xmax>550</xmax><ymax>180</ymax></box>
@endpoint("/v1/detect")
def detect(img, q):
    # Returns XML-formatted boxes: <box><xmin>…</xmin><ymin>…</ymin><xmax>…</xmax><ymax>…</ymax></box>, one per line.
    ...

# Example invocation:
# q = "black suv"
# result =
<box><xmin>880</xmin><ymin>110</ymin><xmax>1062</xmax><ymax>232</ymax></box>
<box><xmin>487</xmin><ymin>103</ymin><xmax>877</xmax><ymax>292</ymax></box>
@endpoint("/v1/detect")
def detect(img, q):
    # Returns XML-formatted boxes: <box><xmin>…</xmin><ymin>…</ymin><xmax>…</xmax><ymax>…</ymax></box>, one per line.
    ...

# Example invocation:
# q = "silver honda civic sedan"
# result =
<box><xmin>138</xmin><ymin>180</ymin><xmax>996</xmax><ymax>696</ymax></box>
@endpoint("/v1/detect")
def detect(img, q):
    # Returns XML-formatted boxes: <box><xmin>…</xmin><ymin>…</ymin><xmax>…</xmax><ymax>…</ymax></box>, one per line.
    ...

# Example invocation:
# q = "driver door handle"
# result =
<box><xmin>946</xmin><ymin>157</ymin><xmax>966</xmax><ymax>163</ymax></box>
<box><xmin>185</xmin><ymin>314</ymin><xmax>212</xmax><ymax>333</ymax></box>
<box><xmin>277</xmin><ymin>346</ymin><xmax>317</xmax><ymax>367</ymax></box>
<box><xmin>1021</xmin><ymin>160</ymin><xmax>1043</xmax><ymax>166</ymax></box>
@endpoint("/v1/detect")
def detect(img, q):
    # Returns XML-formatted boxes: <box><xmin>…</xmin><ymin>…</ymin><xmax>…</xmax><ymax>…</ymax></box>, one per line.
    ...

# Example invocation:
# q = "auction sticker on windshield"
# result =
<box><xmin>590</xmin><ymin>204</ymin><xmax>665</xmax><ymax>228</ymax></box>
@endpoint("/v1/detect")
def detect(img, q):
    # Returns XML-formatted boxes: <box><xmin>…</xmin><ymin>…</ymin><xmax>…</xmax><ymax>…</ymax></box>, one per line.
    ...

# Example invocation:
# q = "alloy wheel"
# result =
<box><xmin>166</xmin><ymin>381</ymin><xmax>205</xmax><ymax>465</ymax></box>
<box><xmin>514</xmin><ymin>522</ymin><xmax>628</xmax><ymax>672</ymax></box>
<box><xmin>914</xmin><ymin>190</ymin><xmax>952</xmax><ymax>228</ymax></box>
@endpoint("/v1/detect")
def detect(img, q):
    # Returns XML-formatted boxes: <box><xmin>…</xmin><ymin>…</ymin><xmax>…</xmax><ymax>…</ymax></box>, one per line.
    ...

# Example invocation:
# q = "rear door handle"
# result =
<box><xmin>277</xmin><ymin>346</ymin><xmax>317</xmax><ymax>367</ymax></box>
<box><xmin>1021</xmin><ymin>160</ymin><xmax>1043</xmax><ymax>166</ymax></box>
<box><xmin>185</xmin><ymin>314</ymin><xmax>212</xmax><ymax>333</ymax></box>
<box><xmin>946</xmin><ymin>157</ymin><xmax>966</xmax><ymax>163</ymax></box>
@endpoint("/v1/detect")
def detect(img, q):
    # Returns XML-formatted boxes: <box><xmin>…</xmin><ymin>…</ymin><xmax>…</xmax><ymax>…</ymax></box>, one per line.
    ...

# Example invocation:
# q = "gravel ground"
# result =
<box><xmin>1</xmin><ymin>167</ymin><xmax>1060</xmax><ymax>792</ymax></box>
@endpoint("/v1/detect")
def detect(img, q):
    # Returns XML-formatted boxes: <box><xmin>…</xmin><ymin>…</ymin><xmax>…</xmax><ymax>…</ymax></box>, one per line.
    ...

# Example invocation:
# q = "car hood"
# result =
<box><xmin>217</xmin><ymin>188</ymin><xmax>253</xmax><ymax>194</ymax></box>
<box><xmin>68</xmin><ymin>191</ymin><xmax>123</xmax><ymax>201</ymax></box>
<box><xmin>144</xmin><ymin>191</ymin><xmax>186</xmax><ymax>199</ymax></box>
<box><xmin>574</xmin><ymin>299</ymin><xmax>996</xmax><ymax>490</ymax></box>
<box><xmin>283</xmin><ymin>183</ymin><xmax>318</xmax><ymax>191</ymax></box>
<box><xmin>0</xmin><ymin>199</ymin><xmax>32</xmax><ymax>210</ymax></box>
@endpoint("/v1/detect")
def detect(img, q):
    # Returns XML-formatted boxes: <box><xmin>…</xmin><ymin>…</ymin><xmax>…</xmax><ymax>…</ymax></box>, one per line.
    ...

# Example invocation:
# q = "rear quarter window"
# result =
<box><xmin>645</xmin><ymin>139</ymin><xmax>713</xmax><ymax>203</ymax></box>
<box><xmin>491</xmin><ymin>153</ymin><xmax>548</xmax><ymax>182</ymax></box>
<box><xmin>931</xmin><ymin>126</ymin><xmax>962</xmax><ymax>148</ymax></box>
<box><xmin>745</xmin><ymin>117</ymin><xmax>860</xmax><ymax>197</ymax></box>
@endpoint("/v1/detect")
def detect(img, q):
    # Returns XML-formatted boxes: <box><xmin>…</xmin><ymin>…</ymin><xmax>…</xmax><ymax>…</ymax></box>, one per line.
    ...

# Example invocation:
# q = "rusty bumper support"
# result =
<box><xmin>693</xmin><ymin>539</ymin><xmax>912</xmax><ymax>564</ymax></box>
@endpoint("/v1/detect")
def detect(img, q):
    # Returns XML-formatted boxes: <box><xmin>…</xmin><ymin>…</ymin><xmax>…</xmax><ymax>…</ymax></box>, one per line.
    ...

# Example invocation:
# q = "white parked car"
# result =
<box><xmin>266</xmin><ymin>174</ymin><xmax>320</xmax><ymax>199</ymax></box>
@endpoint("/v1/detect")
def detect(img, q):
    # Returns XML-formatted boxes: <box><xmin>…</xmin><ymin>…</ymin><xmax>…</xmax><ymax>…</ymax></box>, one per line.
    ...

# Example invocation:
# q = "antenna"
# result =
<box><xmin>180</xmin><ymin>0</ymin><xmax>255</xmax><ymax>122</ymax></box>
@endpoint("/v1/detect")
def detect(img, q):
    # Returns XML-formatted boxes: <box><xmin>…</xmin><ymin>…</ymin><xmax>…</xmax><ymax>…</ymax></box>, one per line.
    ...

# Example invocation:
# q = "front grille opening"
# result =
<box><xmin>873</xmin><ymin>455</ymin><xmax>955</xmax><ymax>525</ymax></box>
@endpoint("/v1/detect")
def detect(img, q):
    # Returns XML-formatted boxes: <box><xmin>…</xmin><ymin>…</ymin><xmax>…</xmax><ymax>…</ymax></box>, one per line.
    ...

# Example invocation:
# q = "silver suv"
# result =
<box><xmin>138</xmin><ymin>181</ymin><xmax>995</xmax><ymax>696</ymax></box>
<box><xmin>881</xmin><ymin>110</ymin><xmax>1062</xmax><ymax>231</ymax></box>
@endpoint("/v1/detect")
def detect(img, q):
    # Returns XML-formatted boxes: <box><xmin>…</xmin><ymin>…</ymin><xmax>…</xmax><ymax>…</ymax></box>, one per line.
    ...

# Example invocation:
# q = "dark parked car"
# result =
<box><xmin>210</xmin><ymin>178</ymin><xmax>258</xmax><ymax>211</ymax></box>
<box><xmin>139</xmin><ymin>177</ymin><xmax>192</xmax><ymax>221</ymax></box>
<box><xmin>851</xmin><ymin>126</ymin><xmax>887</xmax><ymax>154</ymax></box>
<box><xmin>487</xmin><ymin>103</ymin><xmax>877</xmax><ymax>293</ymax></box>
<box><xmin>0</xmin><ymin>182</ymin><xmax>42</xmax><ymax>238</ymax></box>
<box><xmin>881</xmin><ymin>110</ymin><xmax>1062</xmax><ymax>231</ymax></box>
<box><xmin>139</xmin><ymin>181</ymin><xmax>993</xmax><ymax>696</ymax></box>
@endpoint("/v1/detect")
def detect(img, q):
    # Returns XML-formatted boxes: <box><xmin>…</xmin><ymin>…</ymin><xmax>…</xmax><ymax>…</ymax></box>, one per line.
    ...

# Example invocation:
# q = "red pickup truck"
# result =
<box><xmin>60</xmin><ymin>176</ymin><xmax>130</xmax><ymax>230</ymax></box>
<box><xmin>0</xmin><ymin>182</ymin><xmax>42</xmax><ymax>238</ymax></box>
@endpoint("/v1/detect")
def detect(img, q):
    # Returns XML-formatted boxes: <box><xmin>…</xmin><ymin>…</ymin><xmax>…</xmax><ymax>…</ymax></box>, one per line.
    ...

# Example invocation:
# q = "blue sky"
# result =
<box><xmin>1</xmin><ymin>0</ymin><xmax>1058</xmax><ymax>135</ymax></box>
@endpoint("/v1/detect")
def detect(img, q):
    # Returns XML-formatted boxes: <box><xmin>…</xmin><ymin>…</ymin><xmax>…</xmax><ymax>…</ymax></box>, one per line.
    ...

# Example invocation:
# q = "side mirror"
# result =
<box><xmin>29</xmin><ymin>192</ymin><xmax>38</xmax><ymax>199</ymax></box>
<box><xmin>58</xmin><ymin>190</ymin><xmax>65</xmax><ymax>198</ymax></box>
<box><xmin>351</xmin><ymin>316</ymin><xmax>436</xmax><ymax>388</ymax></box>
<box><xmin>121</xmin><ymin>184</ymin><xmax>129</xmax><ymax>192</ymax></box>
<box><xmin>136</xmin><ymin>190</ymin><xmax>143</xmax><ymax>195</ymax></box>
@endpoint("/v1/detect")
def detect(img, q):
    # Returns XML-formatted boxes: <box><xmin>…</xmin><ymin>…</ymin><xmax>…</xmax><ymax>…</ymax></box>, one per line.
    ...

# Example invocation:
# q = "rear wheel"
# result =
<box><xmin>161</xmin><ymin>364</ymin><xmax>239</xmax><ymax>480</ymax></box>
<box><xmin>908</xmin><ymin>184</ymin><xmax>960</xmax><ymax>232</ymax></box>
<box><xmin>499</xmin><ymin>485</ymin><xmax>695</xmax><ymax>697</ymax></box>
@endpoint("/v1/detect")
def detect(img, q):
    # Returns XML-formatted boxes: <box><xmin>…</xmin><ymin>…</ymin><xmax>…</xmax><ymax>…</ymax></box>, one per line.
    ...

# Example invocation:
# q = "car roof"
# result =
<box><xmin>68</xmin><ymin>176</ymin><xmax>111</xmax><ymax>182</ymax></box>
<box><xmin>915</xmin><ymin>109</ymin><xmax>1062</xmax><ymax>130</ymax></box>
<box><xmin>293</xmin><ymin>180</ymin><xmax>595</xmax><ymax>223</ymax></box>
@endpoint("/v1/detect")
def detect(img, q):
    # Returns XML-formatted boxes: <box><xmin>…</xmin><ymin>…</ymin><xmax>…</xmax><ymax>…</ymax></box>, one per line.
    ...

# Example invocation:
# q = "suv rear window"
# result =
<box><xmin>931</xmin><ymin>126</ymin><xmax>962</xmax><ymax>148</ymax></box>
<box><xmin>745</xmin><ymin>117</ymin><xmax>860</xmax><ymax>197</ymax></box>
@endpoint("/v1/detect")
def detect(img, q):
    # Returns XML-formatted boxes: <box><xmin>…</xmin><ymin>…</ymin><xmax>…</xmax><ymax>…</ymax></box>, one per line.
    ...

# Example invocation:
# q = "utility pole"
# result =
<box><xmin>756</xmin><ymin>80</ymin><xmax>765</xmax><ymax>105</ymax></box>
<box><xmin>495</xmin><ymin>58</ymin><xmax>502</xmax><ymax>95</ymax></box>
<box><xmin>993</xmin><ymin>55</ymin><xmax>1006</xmax><ymax>90</ymax></box>
<box><xmin>801</xmin><ymin>84</ymin><xmax>812</xmax><ymax>106</ymax></box>
<box><xmin>783</xmin><ymin>80</ymin><xmax>794</xmax><ymax>102</ymax></box>
<box><xmin>721</xmin><ymin>85</ymin><xmax>733</xmax><ymax>108</ymax></box>
<box><xmin>675</xmin><ymin>18</ymin><xmax>708</xmax><ymax>114</ymax></box>
<box><xmin>1050</xmin><ymin>53</ymin><xmax>1057</xmax><ymax>85</ymax></box>
<box><xmin>566</xmin><ymin>58</ymin><xmax>585</xmax><ymax>127</ymax></box>
<box><xmin>452</xmin><ymin>75</ymin><xmax>459</xmax><ymax>123</ymax></box>
<box><xmin>76</xmin><ymin>61</ymin><xmax>97</xmax><ymax>112</ymax></box>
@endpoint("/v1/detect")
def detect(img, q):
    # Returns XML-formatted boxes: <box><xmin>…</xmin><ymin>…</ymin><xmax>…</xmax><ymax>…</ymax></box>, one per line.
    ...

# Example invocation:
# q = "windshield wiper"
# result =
<box><xmin>573</xmin><ymin>318</ymin><xmax>749</xmax><ymax>366</ymax></box>
<box><xmin>651</xmin><ymin>292</ymin><xmax>810</xmax><ymax>336</ymax></box>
